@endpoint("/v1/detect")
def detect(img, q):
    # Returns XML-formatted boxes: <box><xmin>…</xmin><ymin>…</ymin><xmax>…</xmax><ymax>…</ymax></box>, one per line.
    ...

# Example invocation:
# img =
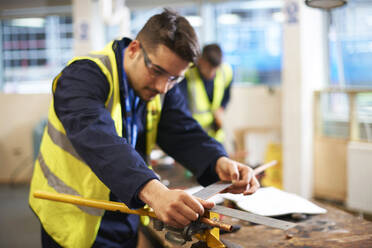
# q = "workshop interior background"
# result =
<box><xmin>1</xmin><ymin>0</ymin><xmax>372</xmax><ymax>247</ymax></box>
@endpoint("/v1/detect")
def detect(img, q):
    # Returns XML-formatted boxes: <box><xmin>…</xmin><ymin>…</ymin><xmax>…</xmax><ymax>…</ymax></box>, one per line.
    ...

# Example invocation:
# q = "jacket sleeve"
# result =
<box><xmin>157</xmin><ymin>85</ymin><xmax>228</xmax><ymax>186</ymax></box>
<box><xmin>54</xmin><ymin>60</ymin><xmax>158</xmax><ymax>209</ymax></box>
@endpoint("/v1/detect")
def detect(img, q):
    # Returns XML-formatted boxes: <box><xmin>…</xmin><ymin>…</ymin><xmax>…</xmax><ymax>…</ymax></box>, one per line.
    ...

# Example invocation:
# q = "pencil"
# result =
<box><xmin>253</xmin><ymin>160</ymin><xmax>277</xmax><ymax>175</ymax></box>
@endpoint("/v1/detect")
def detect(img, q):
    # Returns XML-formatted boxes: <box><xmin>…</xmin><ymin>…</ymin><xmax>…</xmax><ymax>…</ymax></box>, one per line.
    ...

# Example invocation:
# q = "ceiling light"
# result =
<box><xmin>305</xmin><ymin>0</ymin><xmax>347</xmax><ymax>10</ymax></box>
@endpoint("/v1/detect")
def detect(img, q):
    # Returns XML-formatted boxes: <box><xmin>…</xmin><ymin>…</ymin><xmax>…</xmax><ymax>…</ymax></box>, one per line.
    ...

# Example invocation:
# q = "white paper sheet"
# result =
<box><xmin>221</xmin><ymin>187</ymin><xmax>327</xmax><ymax>216</ymax></box>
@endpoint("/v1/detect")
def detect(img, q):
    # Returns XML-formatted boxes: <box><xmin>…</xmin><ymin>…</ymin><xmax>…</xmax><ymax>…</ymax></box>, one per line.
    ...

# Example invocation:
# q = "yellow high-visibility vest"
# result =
<box><xmin>185</xmin><ymin>63</ymin><xmax>232</xmax><ymax>142</ymax></box>
<box><xmin>29</xmin><ymin>40</ymin><xmax>161</xmax><ymax>248</ymax></box>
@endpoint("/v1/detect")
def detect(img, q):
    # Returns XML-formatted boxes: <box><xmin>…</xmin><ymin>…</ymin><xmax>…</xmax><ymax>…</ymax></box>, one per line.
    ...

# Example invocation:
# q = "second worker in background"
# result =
<box><xmin>179</xmin><ymin>44</ymin><xmax>233</xmax><ymax>143</ymax></box>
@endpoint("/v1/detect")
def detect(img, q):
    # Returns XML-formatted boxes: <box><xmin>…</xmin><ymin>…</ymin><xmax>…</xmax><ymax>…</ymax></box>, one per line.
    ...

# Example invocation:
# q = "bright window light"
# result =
<box><xmin>218</xmin><ymin>14</ymin><xmax>240</xmax><ymax>25</ymax></box>
<box><xmin>185</xmin><ymin>15</ymin><xmax>203</xmax><ymax>27</ymax></box>
<box><xmin>11</xmin><ymin>18</ymin><xmax>45</xmax><ymax>28</ymax></box>
<box><xmin>272</xmin><ymin>12</ymin><xmax>285</xmax><ymax>23</ymax></box>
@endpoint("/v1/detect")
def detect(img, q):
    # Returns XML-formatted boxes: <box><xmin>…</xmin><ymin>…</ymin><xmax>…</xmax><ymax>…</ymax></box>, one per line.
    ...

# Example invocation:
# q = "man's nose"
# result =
<box><xmin>154</xmin><ymin>77</ymin><xmax>169</xmax><ymax>94</ymax></box>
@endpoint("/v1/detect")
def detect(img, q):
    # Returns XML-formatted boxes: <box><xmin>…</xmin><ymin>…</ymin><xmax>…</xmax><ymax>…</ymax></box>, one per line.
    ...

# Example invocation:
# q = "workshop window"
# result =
<box><xmin>0</xmin><ymin>15</ymin><xmax>73</xmax><ymax>93</ymax></box>
<box><xmin>329</xmin><ymin>1</ymin><xmax>372</xmax><ymax>87</ymax></box>
<box><xmin>322</xmin><ymin>1</ymin><xmax>372</xmax><ymax>141</ymax></box>
<box><xmin>215</xmin><ymin>1</ymin><xmax>283</xmax><ymax>85</ymax></box>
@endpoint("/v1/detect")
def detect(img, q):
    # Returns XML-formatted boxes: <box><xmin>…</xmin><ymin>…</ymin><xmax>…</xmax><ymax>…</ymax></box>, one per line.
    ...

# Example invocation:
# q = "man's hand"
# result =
<box><xmin>215</xmin><ymin>156</ymin><xmax>260</xmax><ymax>195</ymax></box>
<box><xmin>139</xmin><ymin>179</ymin><xmax>215</xmax><ymax>228</ymax></box>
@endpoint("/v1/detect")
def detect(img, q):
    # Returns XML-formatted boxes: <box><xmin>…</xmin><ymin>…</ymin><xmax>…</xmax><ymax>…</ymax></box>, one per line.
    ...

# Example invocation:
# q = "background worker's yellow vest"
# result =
<box><xmin>29</xmin><ymin>41</ymin><xmax>161</xmax><ymax>248</ymax></box>
<box><xmin>185</xmin><ymin>64</ymin><xmax>232</xmax><ymax>143</ymax></box>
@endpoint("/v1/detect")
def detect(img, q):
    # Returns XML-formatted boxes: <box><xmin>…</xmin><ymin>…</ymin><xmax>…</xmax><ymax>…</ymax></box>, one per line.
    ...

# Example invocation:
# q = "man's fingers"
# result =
<box><xmin>158</xmin><ymin>209</ymin><xmax>187</xmax><ymax>228</ymax></box>
<box><xmin>168</xmin><ymin>197</ymin><xmax>215</xmax><ymax>228</ymax></box>
<box><xmin>198</xmin><ymin>198</ymin><xmax>215</xmax><ymax>209</ymax></box>
<box><xmin>223</xmin><ymin>164</ymin><xmax>260</xmax><ymax>194</ymax></box>
<box><xmin>162</xmin><ymin>202</ymin><xmax>200</xmax><ymax>228</ymax></box>
<box><xmin>166</xmin><ymin>217</ymin><xmax>185</xmax><ymax>229</ymax></box>
<box><xmin>174</xmin><ymin>201</ymin><xmax>200</xmax><ymax>222</ymax></box>
<box><xmin>182</xmin><ymin>193</ymin><xmax>208</xmax><ymax>217</ymax></box>
<box><xmin>230</xmin><ymin>162</ymin><xmax>239</xmax><ymax>183</ymax></box>
<box><xmin>244</xmin><ymin>177</ymin><xmax>260</xmax><ymax>195</ymax></box>
<box><xmin>172</xmin><ymin>209</ymin><xmax>193</xmax><ymax>226</ymax></box>
<box><xmin>231</xmin><ymin>178</ymin><xmax>249</xmax><ymax>187</ymax></box>
<box><xmin>230</xmin><ymin>164</ymin><xmax>252</xmax><ymax>187</ymax></box>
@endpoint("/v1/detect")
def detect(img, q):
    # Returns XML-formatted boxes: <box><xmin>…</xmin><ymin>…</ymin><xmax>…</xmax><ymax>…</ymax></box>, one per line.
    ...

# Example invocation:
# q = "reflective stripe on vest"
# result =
<box><xmin>29</xmin><ymin>41</ymin><xmax>161</xmax><ymax>248</ymax></box>
<box><xmin>37</xmin><ymin>152</ymin><xmax>103</xmax><ymax>216</ymax></box>
<box><xmin>185</xmin><ymin>64</ymin><xmax>232</xmax><ymax>140</ymax></box>
<box><xmin>47</xmin><ymin>121</ymin><xmax>84</xmax><ymax>162</ymax></box>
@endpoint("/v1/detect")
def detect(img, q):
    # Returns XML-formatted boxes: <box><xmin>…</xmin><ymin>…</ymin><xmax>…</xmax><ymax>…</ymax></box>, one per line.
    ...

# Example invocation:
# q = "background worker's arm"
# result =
<box><xmin>213</xmin><ymin>107</ymin><xmax>225</xmax><ymax>129</ymax></box>
<box><xmin>213</xmin><ymin>72</ymin><xmax>233</xmax><ymax>129</ymax></box>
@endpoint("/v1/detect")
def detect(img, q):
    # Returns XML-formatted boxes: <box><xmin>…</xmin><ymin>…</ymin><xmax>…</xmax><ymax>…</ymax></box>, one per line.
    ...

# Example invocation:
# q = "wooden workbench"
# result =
<box><xmin>143</xmin><ymin>163</ymin><xmax>372</xmax><ymax>248</ymax></box>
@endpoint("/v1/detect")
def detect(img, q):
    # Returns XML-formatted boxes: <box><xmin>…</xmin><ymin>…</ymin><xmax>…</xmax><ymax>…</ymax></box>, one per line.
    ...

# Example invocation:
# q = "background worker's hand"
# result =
<box><xmin>139</xmin><ymin>179</ymin><xmax>215</xmax><ymax>228</ymax></box>
<box><xmin>213</xmin><ymin>107</ymin><xmax>225</xmax><ymax>129</ymax></box>
<box><xmin>215</xmin><ymin>156</ymin><xmax>260</xmax><ymax>195</ymax></box>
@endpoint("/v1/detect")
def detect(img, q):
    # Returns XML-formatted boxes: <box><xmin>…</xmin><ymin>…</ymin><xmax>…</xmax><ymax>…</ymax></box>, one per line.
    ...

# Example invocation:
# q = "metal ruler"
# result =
<box><xmin>192</xmin><ymin>181</ymin><xmax>296</xmax><ymax>230</ymax></box>
<box><xmin>192</xmin><ymin>181</ymin><xmax>232</xmax><ymax>200</ymax></box>
<box><xmin>211</xmin><ymin>205</ymin><xmax>296</xmax><ymax>230</ymax></box>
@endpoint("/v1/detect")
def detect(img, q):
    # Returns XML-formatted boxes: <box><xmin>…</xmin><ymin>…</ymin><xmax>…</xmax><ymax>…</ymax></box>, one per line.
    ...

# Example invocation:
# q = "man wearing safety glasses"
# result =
<box><xmin>29</xmin><ymin>9</ymin><xmax>259</xmax><ymax>248</ymax></box>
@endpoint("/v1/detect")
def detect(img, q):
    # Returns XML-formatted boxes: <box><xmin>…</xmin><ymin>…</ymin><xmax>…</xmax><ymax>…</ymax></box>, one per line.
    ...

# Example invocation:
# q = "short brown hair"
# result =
<box><xmin>136</xmin><ymin>9</ymin><xmax>200</xmax><ymax>64</ymax></box>
<box><xmin>202</xmin><ymin>43</ymin><xmax>222</xmax><ymax>67</ymax></box>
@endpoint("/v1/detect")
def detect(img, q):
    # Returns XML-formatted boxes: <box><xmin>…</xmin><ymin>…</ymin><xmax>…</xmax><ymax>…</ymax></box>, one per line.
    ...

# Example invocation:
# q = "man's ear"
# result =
<box><xmin>127</xmin><ymin>40</ymin><xmax>141</xmax><ymax>59</ymax></box>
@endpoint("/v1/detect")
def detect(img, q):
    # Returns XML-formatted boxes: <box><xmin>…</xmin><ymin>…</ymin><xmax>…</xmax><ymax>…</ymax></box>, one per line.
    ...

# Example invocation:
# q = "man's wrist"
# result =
<box><xmin>138</xmin><ymin>179</ymin><xmax>168</xmax><ymax>206</ymax></box>
<box><xmin>215</xmin><ymin>156</ymin><xmax>228</xmax><ymax>173</ymax></box>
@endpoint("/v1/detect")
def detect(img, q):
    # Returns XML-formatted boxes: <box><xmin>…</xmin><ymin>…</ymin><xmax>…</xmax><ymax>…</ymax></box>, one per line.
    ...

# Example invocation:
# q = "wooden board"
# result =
<box><xmin>219</xmin><ymin>203</ymin><xmax>372</xmax><ymax>248</ymax></box>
